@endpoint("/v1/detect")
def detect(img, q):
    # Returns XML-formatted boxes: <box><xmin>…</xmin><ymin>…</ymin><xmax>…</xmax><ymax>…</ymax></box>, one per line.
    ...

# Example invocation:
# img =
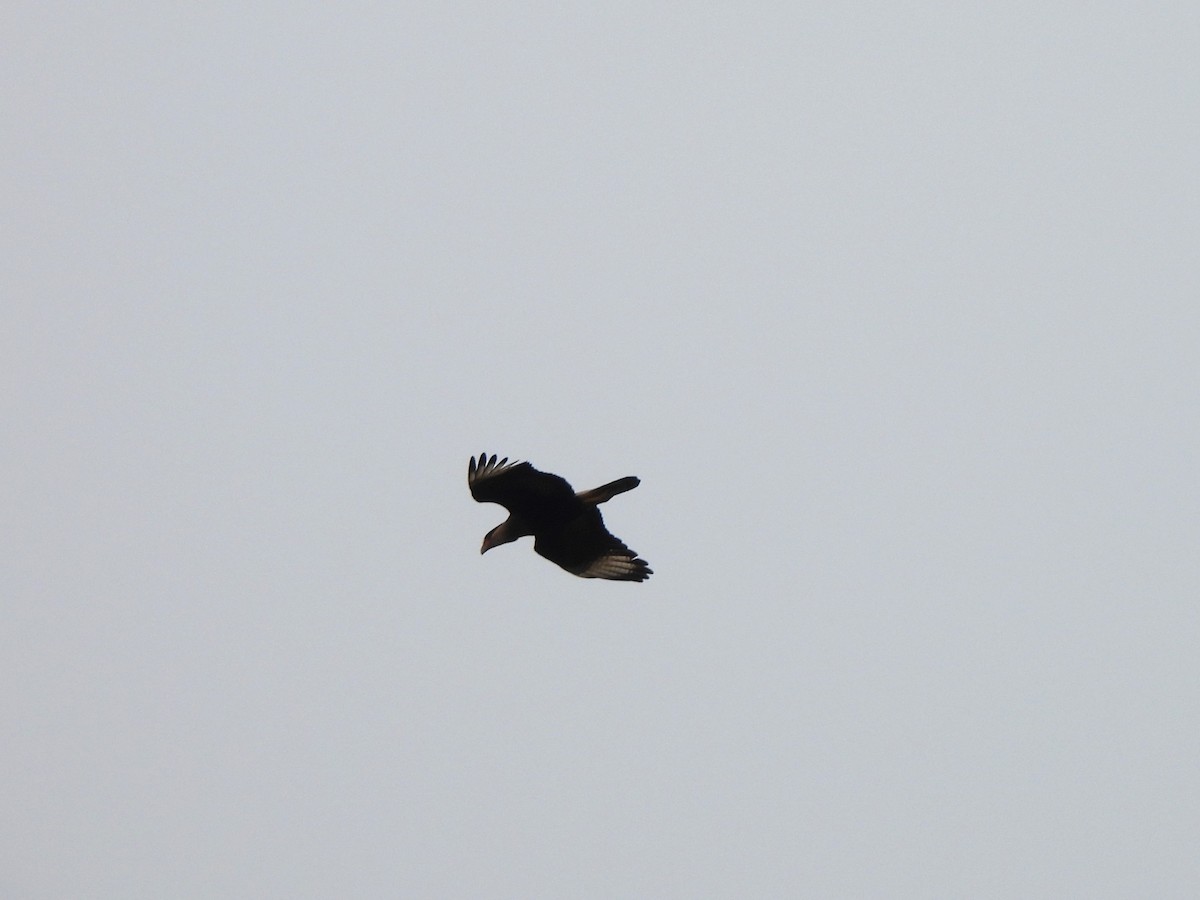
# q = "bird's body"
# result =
<box><xmin>468</xmin><ymin>454</ymin><xmax>652</xmax><ymax>582</ymax></box>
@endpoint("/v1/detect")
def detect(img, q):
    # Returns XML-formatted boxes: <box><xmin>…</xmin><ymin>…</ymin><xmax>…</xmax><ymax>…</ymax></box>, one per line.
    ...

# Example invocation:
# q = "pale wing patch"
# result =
<box><xmin>574</xmin><ymin>553</ymin><xmax>653</xmax><ymax>582</ymax></box>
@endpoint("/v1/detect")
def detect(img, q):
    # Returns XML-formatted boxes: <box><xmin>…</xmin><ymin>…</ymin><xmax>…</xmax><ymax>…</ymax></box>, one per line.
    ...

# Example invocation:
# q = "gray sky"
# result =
<box><xmin>4</xmin><ymin>2</ymin><xmax>1197</xmax><ymax>897</ymax></box>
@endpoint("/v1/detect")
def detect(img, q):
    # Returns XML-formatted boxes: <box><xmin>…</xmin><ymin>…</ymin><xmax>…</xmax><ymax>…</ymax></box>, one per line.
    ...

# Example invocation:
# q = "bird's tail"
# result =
<box><xmin>576</xmin><ymin>476</ymin><xmax>640</xmax><ymax>506</ymax></box>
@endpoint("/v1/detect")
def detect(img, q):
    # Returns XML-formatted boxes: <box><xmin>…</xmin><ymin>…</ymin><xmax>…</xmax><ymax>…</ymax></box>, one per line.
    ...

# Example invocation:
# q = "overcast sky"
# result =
<box><xmin>4</xmin><ymin>3</ymin><xmax>1198</xmax><ymax>897</ymax></box>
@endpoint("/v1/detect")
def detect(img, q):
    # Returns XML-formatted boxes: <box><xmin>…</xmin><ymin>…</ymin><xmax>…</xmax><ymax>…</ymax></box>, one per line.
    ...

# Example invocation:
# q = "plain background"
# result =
<box><xmin>4</xmin><ymin>3</ymin><xmax>1197</xmax><ymax>897</ymax></box>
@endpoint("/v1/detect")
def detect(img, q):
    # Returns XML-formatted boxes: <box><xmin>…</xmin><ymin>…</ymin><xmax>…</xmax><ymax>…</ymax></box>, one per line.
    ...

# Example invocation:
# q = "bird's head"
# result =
<box><xmin>481</xmin><ymin>521</ymin><xmax>519</xmax><ymax>554</ymax></box>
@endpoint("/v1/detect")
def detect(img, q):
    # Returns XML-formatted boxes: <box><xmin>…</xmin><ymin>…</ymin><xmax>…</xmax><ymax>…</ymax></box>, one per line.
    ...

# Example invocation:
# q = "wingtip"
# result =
<box><xmin>469</xmin><ymin>453</ymin><xmax>521</xmax><ymax>480</ymax></box>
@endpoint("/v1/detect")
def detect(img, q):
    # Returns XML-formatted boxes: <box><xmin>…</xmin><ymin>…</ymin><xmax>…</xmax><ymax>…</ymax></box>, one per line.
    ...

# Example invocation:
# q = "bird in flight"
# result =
<box><xmin>468</xmin><ymin>454</ymin><xmax>653</xmax><ymax>582</ymax></box>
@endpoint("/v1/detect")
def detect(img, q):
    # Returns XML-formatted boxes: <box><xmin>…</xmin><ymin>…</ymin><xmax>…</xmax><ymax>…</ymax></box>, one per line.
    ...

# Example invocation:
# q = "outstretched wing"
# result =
<box><xmin>534</xmin><ymin>508</ymin><xmax>653</xmax><ymax>582</ymax></box>
<box><xmin>468</xmin><ymin>453</ymin><xmax>580</xmax><ymax>523</ymax></box>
